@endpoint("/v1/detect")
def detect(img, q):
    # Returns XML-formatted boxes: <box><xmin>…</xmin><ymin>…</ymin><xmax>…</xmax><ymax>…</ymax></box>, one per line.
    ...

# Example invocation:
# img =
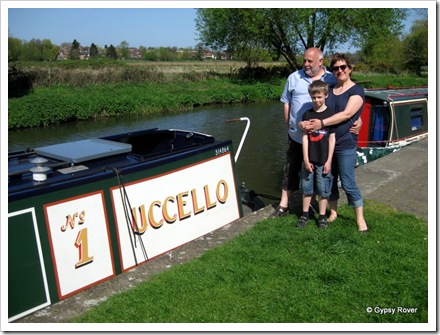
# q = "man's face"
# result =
<box><xmin>303</xmin><ymin>50</ymin><xmax>323</xmax><ymax>77</ymax></box>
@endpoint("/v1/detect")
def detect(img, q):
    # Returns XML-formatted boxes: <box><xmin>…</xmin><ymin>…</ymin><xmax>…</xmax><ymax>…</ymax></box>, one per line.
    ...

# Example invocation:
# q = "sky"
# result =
<box><xmin>8</xmin><ymin>7</ymin><xmax>200</xmax><ymax>49</ymax></box>
<box><xmin>5</xmin><ymin>3</ymin><xmax>430</xmax><ymax>51</ymax></box>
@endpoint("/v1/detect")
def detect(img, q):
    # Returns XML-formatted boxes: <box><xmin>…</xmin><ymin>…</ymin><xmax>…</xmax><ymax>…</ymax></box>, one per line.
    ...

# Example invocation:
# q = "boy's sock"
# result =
<box><xmin>302</xmin><ymin>212</ymin><xmax>309</xmax><ymax>218</ymax></box>
<box><xmin>319</xmin><ymin>214</ymin><xmax>326</xmax><ymax>220</ymax></box>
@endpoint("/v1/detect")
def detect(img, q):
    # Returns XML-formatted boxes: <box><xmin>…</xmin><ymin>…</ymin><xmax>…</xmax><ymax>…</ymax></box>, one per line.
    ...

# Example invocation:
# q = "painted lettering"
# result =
<box><xmin>149</xmin><ymin>201</ymin><xmax>164</xmax><ymax>229</ymax></box>
<box><xmin>74</xmin><ymin>227</ymin><xmax>94</xmax><ymax>268</ymax></box>
<box><xmin>78</xmin><ymin>210</ymin><xmax>86</xmax><ymax>224</ymax></box>
<box><xmin>129</xmin><ymin>179</ymin><xmax>230</xmax><ymax>236</ymax></box>
<box><xmin>204</xmin><ymin>184</ymin><xmax>217</xmax><ymax>209</ymax></box>
<box><xmin>176</xmin><ymin>191</ymin><xmax>191</xmax><ymax>220</ymax></box>
<box><xmin>163</xmin><ymin>196</ymin><xmax>177</xmax><ymax>223</ymax></box>
<box><xmin>215</xmin><ymin>146</ymin><xmax>230</xmax><ymax>156</ymax></box>
<box><xmin>132</xmin><ymin>205</ymin><xmax>148</xmax><ymax>234</ymax></box>
<box><xmin>191</xmin><ymin>189</ymin><xmax>205</xmax><ymax>215</ymax></box>
<box><xmin>216</xmin><ymin>180</ymin><xmax>228</xmax><ymax>204</ymax></box>
<box><xmin>61</xmin><ymin>210</ymin><xmax>86</xmax><ymax>232</ymax></box>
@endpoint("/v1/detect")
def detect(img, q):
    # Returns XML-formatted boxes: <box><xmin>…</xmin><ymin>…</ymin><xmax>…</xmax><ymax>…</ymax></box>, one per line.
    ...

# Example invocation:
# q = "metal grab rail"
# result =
<box><xmin>225</xmin><ymin>117</ymin><xmax>250</xmax><ymax>163</ymax></box>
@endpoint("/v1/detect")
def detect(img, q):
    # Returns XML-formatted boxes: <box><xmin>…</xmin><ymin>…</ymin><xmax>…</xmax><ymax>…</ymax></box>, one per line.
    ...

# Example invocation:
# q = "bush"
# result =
<box><xmin>8</xmin><ymin>65</ymin><xmax>35</xmax><ymax>98</ymax></box>
<box><xmin>235</xmin><ymin>65</ymin><xmax>291</xmax><ymax>83</ymax></box>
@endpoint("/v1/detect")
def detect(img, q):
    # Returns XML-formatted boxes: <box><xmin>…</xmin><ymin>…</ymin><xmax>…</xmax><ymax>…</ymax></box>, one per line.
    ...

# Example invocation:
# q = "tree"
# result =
<box><xmin>118</xmin><ymin>40</ymin><xmax>130</xmax><ymax>60</ymax></box>
<box><xmin>106</xmin><ymin>44</ymin><xmax>118</xmax><ymax>59</ymax></box>
<box><xmin>8</xmin><ymin>37</ymin><xmax>23</xmax><ymax>61</ymax></box>
<box><xmin>69</xmin><ymin>39</ymin><xmax>80</xmax><ymax>60</ymax></box>
<box><xmin>158</xmin><ymin>47</ymin><xmax>175</xmax><ymax>61</ymax></box>
<box><xmin>196</xmin><ymin>8</ymin><xmax>407</xmax><ymax>69</ymax></box>
<box><xmin>362</xmin><ymin>35</ymin><xmax>404</xmax><ymax>74</ymax></box>
<box><xmin>41</xmin><ymin>39</ymin><xmax>58</xmax><ymax>61</ymax></box>
<box><xmin>89</xmin><ymin>43</ymin><xmax>100</xmax><ymax>58</ymax></box>
<box><xmin>402</xmin><ymin>19</ymin><xmax>428</xmax><ymax>75</ymax></box>
<box><xmin>195</xmin><ymin>43</ymin><xmax>205</xmax><ymax>61</ymax></box>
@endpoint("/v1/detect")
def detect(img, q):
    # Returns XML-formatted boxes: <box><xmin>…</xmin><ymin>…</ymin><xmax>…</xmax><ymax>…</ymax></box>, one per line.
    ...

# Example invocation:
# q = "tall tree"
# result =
<box><xmin>402</xmin><ymin>19</ymin><xmax>428</xmax><ymax>75</ymax></box>
<box><xmin>196</xmin><ymin>8</ymin><xmax>407</xmax><ymax>69</ymax></box>
<box><xmin>41</xmin><ymin>39</ymin><xmax>58</xmax><ymax>61</ymax></box>
<box><xmin>106</xmin><ymin>44</ymin><xmax>118</xmax><ymax>59</ymax></box>
<box><xmin>89</xmin><ymin>43</ymin><xmax>100</xmax><ymax>58</ymax></box>
<box><xmin>360</xmin><ymin>34</ymin><xmax>404</xmax><ymax>74</ymax></box>
<box><xmin>8</xmin><ymin>37</ymin><xmax>23</xmax><ymax>61</ymax></box>
<box><xmin>69</xmin><ymin>39</ymin><xmax>80</xmax><ymax>60</ymax></box>
<box><xmin>118</xmin><ymin>40</ymin><xmax>130</xmax><ymax>60</ymax></box>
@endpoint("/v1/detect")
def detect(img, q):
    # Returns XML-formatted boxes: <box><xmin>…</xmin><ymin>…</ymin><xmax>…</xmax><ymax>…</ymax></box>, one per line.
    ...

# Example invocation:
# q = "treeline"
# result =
<box><xmin>196</xmin><ymin>8</ymin><xmax>429</xmax><ymax>76</ymax></box>
<box><xmin>8</xmin><ymin>38</ymin><xmax>59</xmax><ymax>62</ymax></box>
<box><xmin>8</xmin><ymin>37</ymin><xmax>220</xmax><ymax>62</ymax></box>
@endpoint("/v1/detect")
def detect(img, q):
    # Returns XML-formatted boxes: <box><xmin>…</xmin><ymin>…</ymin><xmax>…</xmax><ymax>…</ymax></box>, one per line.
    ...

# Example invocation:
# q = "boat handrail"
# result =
<box><xmin>386</xmin><ymin>94</ymin><xmax>428</xmax><ymax>101</ymax></box>
<box><xmin>225</xmin><ymin>117</ymin><xmax>250</xmax><ymax>163</ymax></box>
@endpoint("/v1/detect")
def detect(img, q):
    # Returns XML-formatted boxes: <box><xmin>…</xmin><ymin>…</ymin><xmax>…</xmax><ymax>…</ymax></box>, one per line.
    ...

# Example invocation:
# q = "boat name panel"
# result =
<box><xmin>111</xmin><ymin>152</ymin><xmax>240</xmax><ymax>271</ymax></box>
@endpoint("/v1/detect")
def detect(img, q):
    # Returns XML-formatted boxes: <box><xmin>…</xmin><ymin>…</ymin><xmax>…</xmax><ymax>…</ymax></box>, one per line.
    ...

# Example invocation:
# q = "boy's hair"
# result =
<box><xmin>308</xmin><ymin>80</ymin><xmax>328</xmax><ymax>96</ymax></box>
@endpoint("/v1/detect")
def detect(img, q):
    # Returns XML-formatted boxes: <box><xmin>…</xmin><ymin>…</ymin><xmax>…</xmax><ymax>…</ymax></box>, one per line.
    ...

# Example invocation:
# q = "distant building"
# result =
<box><xmin>56</xmin><ymin>44</ymin><xmax>226</xmax><ymax>61</ymax></box>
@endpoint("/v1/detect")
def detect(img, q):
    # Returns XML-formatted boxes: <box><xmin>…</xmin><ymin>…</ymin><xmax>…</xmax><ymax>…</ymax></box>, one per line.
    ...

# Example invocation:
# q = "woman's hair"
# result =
<box><xmin>330</xmin><ymin>53</ymin><xmax>352</xmax><ymax>69</ymax></box>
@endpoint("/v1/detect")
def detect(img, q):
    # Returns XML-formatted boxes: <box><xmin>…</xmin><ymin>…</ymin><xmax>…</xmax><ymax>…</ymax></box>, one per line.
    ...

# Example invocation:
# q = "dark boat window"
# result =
<box><xmin>411</xmin><ymin>107</ymin><xmax>424</xmax><ymax>131</ymax></box>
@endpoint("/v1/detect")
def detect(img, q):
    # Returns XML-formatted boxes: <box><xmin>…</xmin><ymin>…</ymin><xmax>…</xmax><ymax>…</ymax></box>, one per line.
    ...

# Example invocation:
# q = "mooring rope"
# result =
<box><xmin>113</xmin><ymin>168</ymin><xmax>148</xmax><ymax>264</ymax></box>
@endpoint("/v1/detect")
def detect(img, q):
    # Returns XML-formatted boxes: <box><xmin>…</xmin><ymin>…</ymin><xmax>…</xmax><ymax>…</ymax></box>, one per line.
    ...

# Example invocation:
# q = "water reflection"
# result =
<box><xmin>8</xmin><ymin>102</ymin><xmax>287</xmax><ymax>203</ymax></box>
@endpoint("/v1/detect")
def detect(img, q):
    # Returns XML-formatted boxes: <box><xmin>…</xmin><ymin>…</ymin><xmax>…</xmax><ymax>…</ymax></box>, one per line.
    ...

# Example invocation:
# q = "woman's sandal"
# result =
<box><xmin>272</xmin><ymin>205</ymin><xmax>289</xmax><ymax>217</ymax></box>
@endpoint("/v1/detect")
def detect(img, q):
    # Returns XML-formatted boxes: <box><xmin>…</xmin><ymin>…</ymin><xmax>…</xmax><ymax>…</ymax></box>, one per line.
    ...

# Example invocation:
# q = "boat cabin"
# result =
<box><xmin>357</xmin><ymin>86</ymin><xmax>428</xmax><ymax>148</ymax></box>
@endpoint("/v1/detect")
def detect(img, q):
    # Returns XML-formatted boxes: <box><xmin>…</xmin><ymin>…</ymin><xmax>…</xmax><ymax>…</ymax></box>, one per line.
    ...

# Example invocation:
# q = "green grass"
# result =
<box><xmin>8</xmin><ymin>79</ymin><xmax>283</xmax><ymax>129</ymax></box>
<box><xmin>9</xmin><ymin>60</ymin><xmax>427</xmax><ymax>129</ymax></box>
<box><xmin>71</xmin><ymin>200</ymin><xmax>428</xmax><ymax>323</ymax></box>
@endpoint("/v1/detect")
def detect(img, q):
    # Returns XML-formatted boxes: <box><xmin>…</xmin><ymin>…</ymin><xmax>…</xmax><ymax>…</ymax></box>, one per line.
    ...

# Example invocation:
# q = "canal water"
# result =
<box><xmin>8</xmin><ymin>102</ymin><xmax>287</xmax><ymax>204</ymax></box>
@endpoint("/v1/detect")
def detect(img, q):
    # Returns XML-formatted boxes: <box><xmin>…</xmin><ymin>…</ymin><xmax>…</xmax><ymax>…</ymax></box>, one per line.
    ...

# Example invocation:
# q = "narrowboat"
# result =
<box><xmin>356</xmin><ymin>86</ymin><xmax>428</xmax><ymax>166</ymax></box>
<box><xmin>8</xmin><ymin>128</ymin><xmax>247</xmax><ymax>322</ymax></box>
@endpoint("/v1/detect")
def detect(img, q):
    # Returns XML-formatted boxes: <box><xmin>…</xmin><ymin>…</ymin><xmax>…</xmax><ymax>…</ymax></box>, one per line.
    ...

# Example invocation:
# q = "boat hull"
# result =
<box><xmin>8</xmin><ymin>129</ymin><xmax>243</xmax><ymax>321</ymax></box>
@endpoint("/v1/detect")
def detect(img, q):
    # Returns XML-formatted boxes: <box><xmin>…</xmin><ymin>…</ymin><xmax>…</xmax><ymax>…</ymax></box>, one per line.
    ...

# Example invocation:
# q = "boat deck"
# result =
<box><xmin>8</xmin><ymin>128</ymin><xmax>221</xmax><ymax>200</ymax></box>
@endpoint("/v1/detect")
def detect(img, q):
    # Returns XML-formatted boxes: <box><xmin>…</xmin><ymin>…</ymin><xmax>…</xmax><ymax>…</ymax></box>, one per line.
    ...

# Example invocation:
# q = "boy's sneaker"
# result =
<box><xmin>318</xmin><ymin>218</ymin><xmax>328</xmax><ymax>229</ymax></box>
<box><xmin>297</xmin><ymin>215</ymin><xmax>308</xmax><ymax>228</ymax></box>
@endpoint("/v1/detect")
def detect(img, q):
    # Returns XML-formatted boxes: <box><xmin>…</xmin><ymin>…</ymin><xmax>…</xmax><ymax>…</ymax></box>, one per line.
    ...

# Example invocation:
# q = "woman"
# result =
<box><xmin>302</xmin><ymin>53</ymin><xmax>368</xmax><ymax>233</ymax></box>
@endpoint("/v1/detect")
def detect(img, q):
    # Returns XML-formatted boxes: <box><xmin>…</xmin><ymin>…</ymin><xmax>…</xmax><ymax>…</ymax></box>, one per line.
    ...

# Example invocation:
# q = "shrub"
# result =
<box><xmin>8</xmin><ymin>65</ymin><xmax>35</xmax><ymax>98</ymax></box>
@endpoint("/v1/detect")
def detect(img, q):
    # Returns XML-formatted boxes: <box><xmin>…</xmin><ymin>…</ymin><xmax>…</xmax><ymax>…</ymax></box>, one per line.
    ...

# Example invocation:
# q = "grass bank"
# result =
<box><xmin>8</xmin><ymin>79</ymin><xmax>283</xmax><ymax>129</ymax></box>
<box><xmin>71</xmin><ymin>200</ymin><xmax>428</xmax><ymax>324</ymax></box>
<box><xmin>8</xmin><ymin>61</ymin><xmax>428</xmax><ymax>129</ymax></box>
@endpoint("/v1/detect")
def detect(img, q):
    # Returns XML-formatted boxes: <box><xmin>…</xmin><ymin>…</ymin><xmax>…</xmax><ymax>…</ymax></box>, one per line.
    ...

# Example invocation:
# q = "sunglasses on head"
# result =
<box><xmin>332</xmin><ymin>65</ymin><xmax>349</xmax><ymax>72</ymax></box>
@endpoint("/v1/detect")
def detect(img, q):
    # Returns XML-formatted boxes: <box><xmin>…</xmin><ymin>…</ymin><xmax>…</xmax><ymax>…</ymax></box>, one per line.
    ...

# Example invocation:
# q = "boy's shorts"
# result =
<box><xmin>301</xmin><ymin>163</ymin><xmax>333</xmax><ymax>197</ymax></box>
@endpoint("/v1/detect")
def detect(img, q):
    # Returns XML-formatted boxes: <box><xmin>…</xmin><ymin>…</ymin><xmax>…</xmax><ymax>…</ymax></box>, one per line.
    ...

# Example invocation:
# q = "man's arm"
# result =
<box><xmin>283</xmin><ymin>103</ymin><xmax>290</xmax><ymax>126</ymax></box>
<box><xmin>350</xmin><ymin>118</ymin><xmax>362</xmax><ymax>134</ymax></box>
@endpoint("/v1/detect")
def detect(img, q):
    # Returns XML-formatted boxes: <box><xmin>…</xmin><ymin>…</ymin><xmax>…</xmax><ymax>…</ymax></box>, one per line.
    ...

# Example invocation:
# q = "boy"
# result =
<box><xmin>297</xmin><ymin>80</ymin><xmax>335</xmax><ymax>229</ymax></box>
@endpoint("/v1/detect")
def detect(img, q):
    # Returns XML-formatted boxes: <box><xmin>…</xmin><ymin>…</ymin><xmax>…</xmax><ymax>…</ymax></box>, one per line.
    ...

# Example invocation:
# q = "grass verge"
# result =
<box><xmin>71</xmin><ymin>199</ymin><xmax>428</xmax><ymax>324</ymax></box>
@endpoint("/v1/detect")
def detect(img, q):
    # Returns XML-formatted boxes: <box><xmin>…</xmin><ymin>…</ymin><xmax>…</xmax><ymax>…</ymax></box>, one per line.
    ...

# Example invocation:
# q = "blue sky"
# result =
<box><xmin>7</xmin><ymin>5</ymin><xmax>427</xmax><ymax>51</ymax></box>
<box><xmin>8</xmin><ymin>8</ymin><xmax>199</xmax><ymax>48</ymax></box>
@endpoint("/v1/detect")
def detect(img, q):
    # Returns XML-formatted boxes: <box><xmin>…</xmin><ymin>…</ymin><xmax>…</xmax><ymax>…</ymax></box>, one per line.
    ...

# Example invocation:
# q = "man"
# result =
<box><xmin>273</xmin><ymin>47</ymin><xmax>342</xmax><ymax>217</ymax></box>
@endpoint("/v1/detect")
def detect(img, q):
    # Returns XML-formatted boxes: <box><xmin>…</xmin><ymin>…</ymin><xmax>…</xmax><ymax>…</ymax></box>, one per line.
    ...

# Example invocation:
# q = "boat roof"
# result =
<box><xmin>8</xmin><ymin>128</ymin><xmax>222</xmax><ymax>201</ymax></box>
<box><xmin>364</xmin><ymin>86</ymin><xmax>428</xmax><ymax>102</ymax></box>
